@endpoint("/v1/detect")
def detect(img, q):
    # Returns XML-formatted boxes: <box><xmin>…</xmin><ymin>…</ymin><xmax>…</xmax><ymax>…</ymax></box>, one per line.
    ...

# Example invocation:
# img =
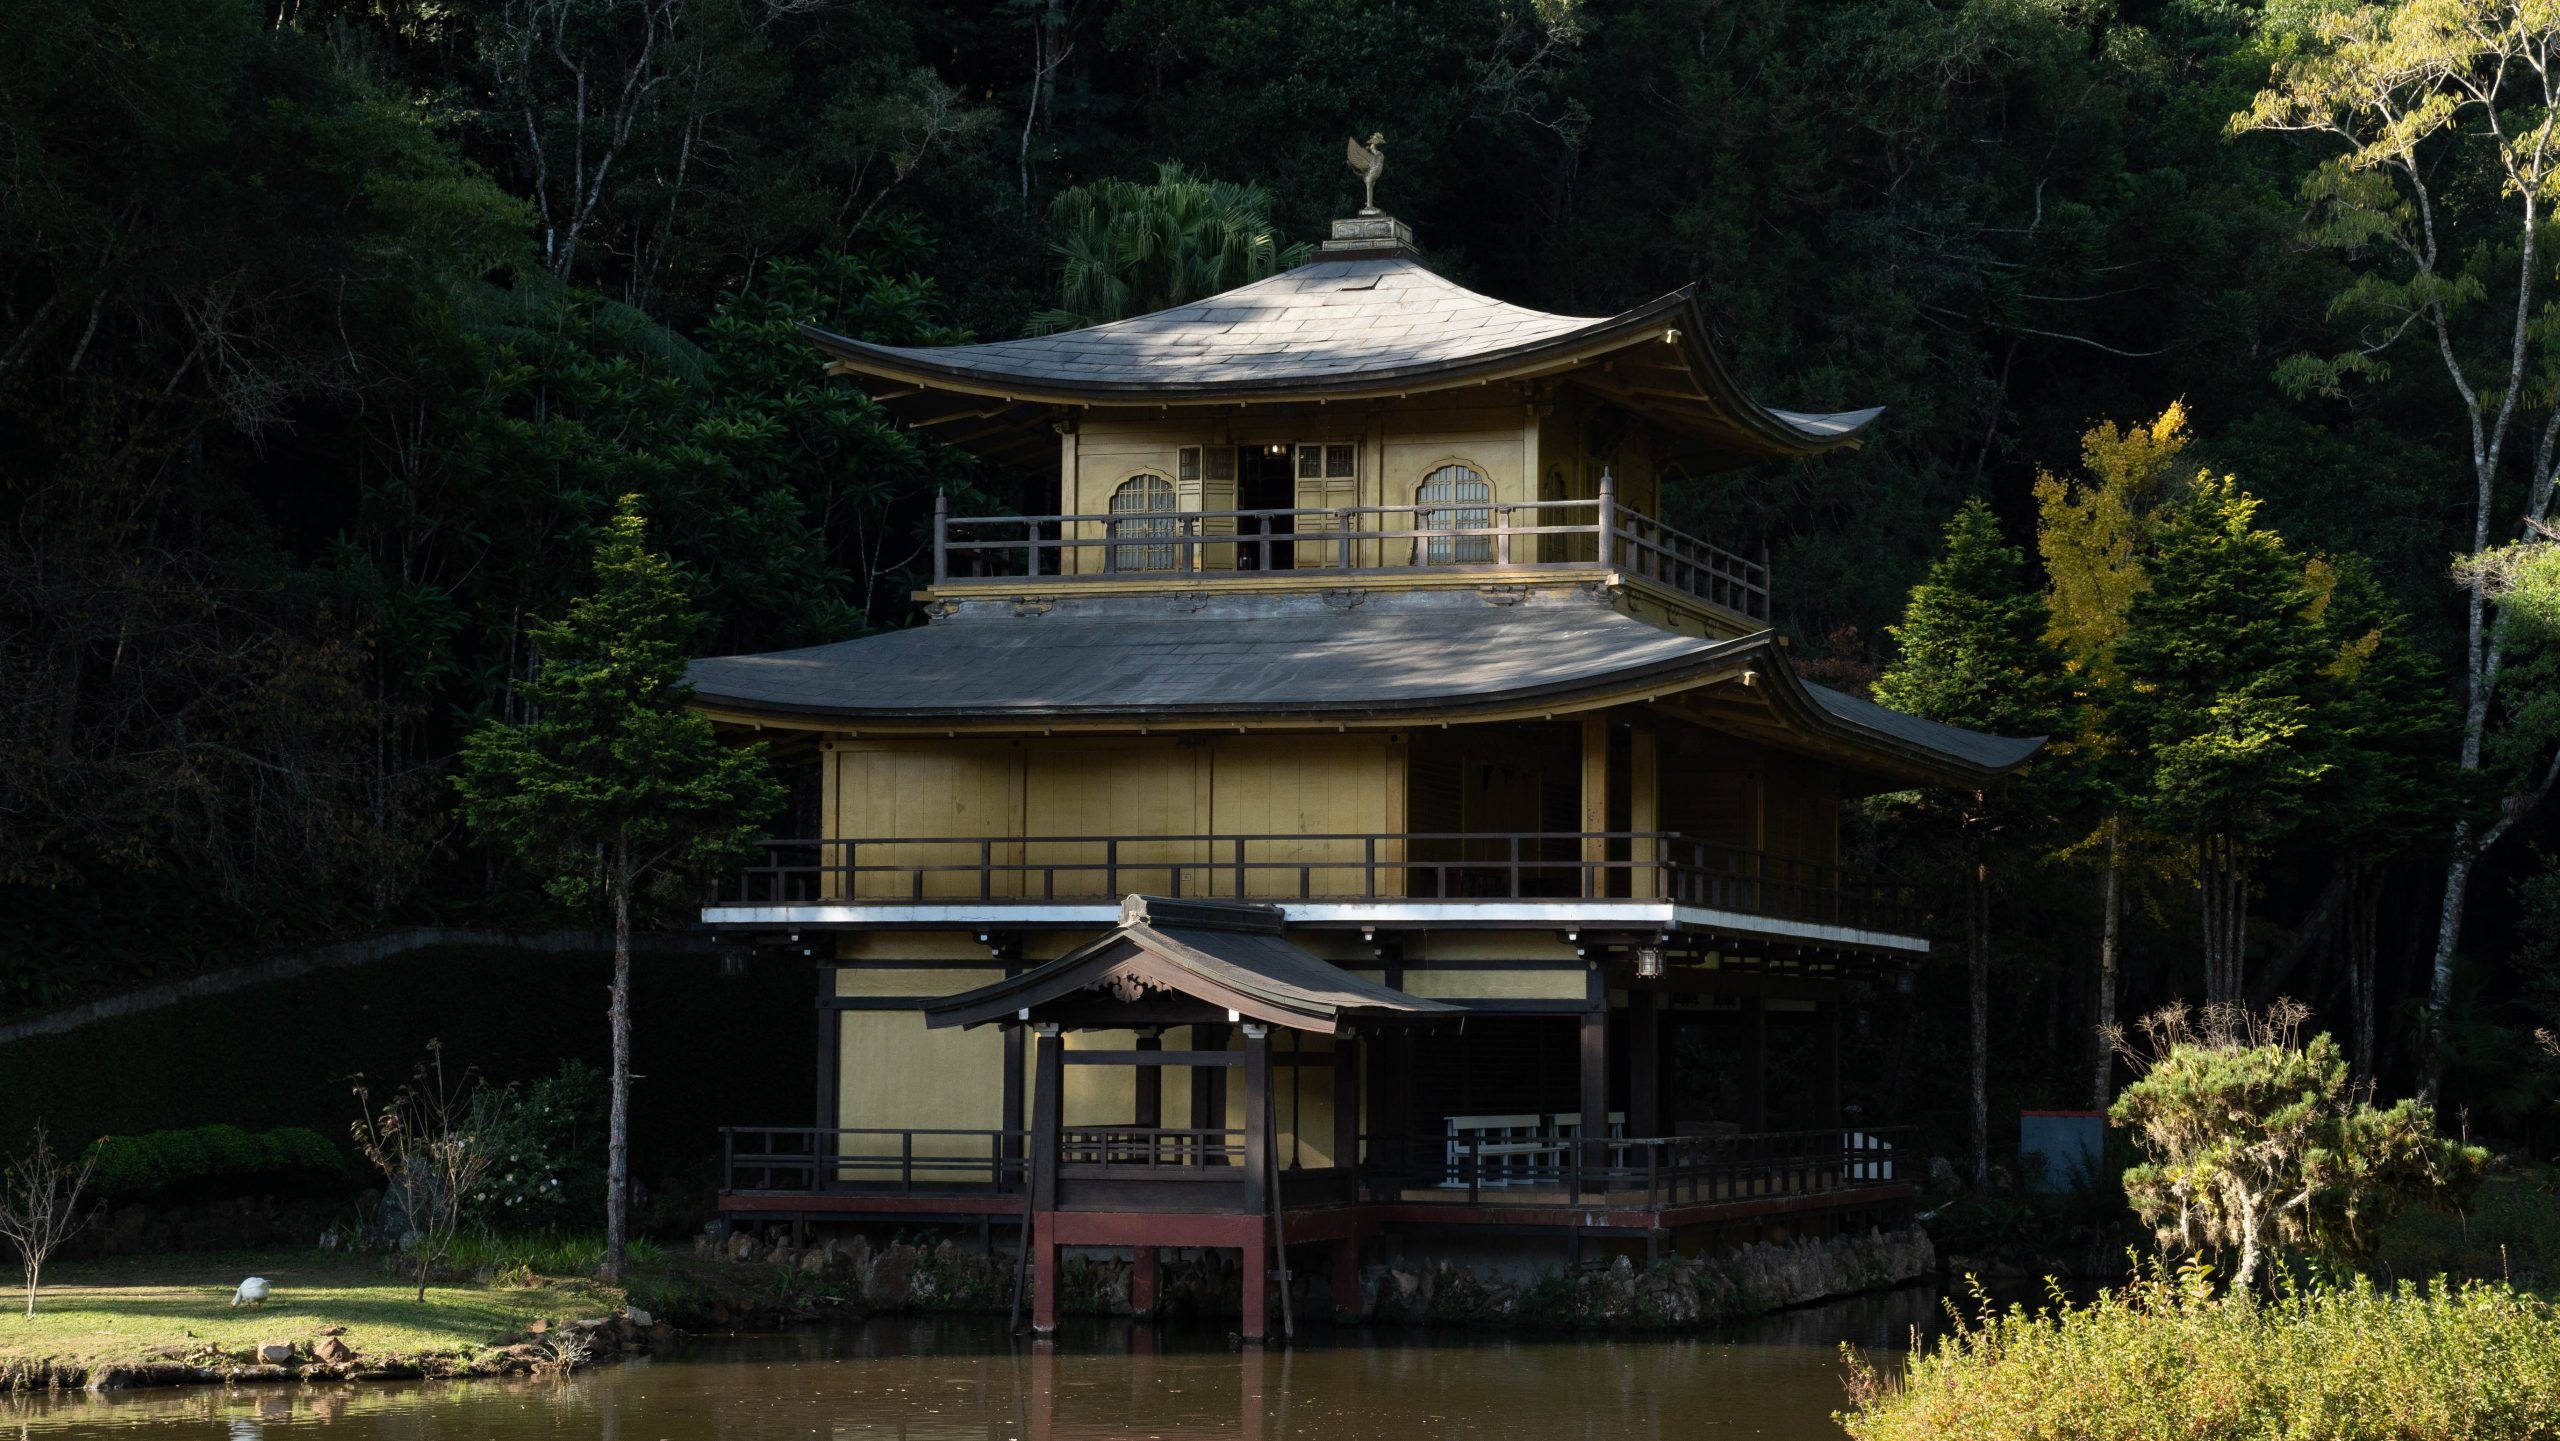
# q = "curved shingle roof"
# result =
<box><xmin>685</xmin><ymin>588</ymin><xmax>2042</xmax><ymax>783</ymax></box>
<box><xmin>805</xmin><ymin>248</ymin><xmax>1880</xmax><ymax>466</ymax></box>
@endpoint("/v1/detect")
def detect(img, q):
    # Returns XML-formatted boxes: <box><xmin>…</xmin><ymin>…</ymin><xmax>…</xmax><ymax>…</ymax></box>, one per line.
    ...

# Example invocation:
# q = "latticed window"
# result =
<box><xmin>1416</xmin><ymin>464</ymin><xmax>1493</xmax><ymax>564</ymax></box>
<box><xmin>1108</xmin><ymin>473</ymin><xmax>1179</xmax><ymax>571</ymax></box>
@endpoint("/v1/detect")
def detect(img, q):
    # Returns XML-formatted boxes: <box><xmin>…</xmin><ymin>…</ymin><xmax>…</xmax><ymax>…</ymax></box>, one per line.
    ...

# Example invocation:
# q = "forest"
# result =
<box><xmin>6</xmin><ymin>0</ymin><xmax>2560</xmax><ymax>1158</ymax></box>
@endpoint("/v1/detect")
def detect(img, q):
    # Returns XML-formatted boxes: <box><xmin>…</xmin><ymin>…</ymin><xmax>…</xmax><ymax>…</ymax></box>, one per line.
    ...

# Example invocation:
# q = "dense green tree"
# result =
<box><xmin>2117</xmin><ymin>479</ymin><xmax>2333</xmax><ymax>1006</ymax></box>
<box><xmin>2232</xmin><ymin>0</ymin><xmax>2560</xmax><ymax>1107</ymax></box>
<box><xmin>2036</xmin><ymin>406</ymin><xmax>2193</xmax><ymax>1105</ymax></box>
<box><xmin>452</xmin><ymin>497</ymin><xmax>782</xmax><ymax>1277</ymax></box>
<box><xmin>2301</xmin><ymin>559</ymin><xmax>2457</xmax><ymax>1079</ymax></box>
<box><xmin>1027</xmin><ymin>163</ymin><xmax>1310</xmax><ymax>331</ymax></box>
<box><xmin>1875</xmin><ymin>498</ymin><xmax>2070</xmax><ymax>1190</ymax></box>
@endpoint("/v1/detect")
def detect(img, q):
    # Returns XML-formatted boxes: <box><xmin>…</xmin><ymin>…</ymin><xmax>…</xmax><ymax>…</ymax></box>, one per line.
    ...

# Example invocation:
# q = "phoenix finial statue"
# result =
<box><xmin>1345</xmin><ymin>132</ymin><xmax>1386</xmax><ymax>214</ymax></box>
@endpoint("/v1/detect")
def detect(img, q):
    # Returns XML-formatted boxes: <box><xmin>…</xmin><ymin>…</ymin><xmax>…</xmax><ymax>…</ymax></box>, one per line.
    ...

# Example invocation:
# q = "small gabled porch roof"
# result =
<box><xmin>923</xmin><ymin>895</ymin><xmax>1461</xmax><ymax>1034</ymax></box>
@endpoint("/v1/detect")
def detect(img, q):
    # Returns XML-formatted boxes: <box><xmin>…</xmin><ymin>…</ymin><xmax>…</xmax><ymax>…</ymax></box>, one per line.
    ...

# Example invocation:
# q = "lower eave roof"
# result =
<box><xmin>685</xmin><ymin>589</ymin><xmax>2044</xmax><ymax>783</ymax></box>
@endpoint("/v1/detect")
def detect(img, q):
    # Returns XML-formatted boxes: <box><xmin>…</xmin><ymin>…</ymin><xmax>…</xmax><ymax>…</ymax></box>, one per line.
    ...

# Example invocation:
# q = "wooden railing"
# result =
<box><xmin>718</xmin><ymin>1123</ymin><xmax>1905</xmax><ymax>1213</ymax></box>
<box><xmin>930</xmin><ymin>471</ymin><xmax>1770</xmax><ymax>621</ymax></box>
<box><xmin>719</xmin><ymin>1126</ymin><xmax>1028</xmax><ymax>1195</ymax></box>
<box><xmin>709</xmin><ymin>831</ymin><xmax>1923</xmax><ymax>936</ymax></box>
<box><xmin>1356</xmin><ymin>1127</ymin><xmax>1908</xmax><ymax>1209</ymax></box>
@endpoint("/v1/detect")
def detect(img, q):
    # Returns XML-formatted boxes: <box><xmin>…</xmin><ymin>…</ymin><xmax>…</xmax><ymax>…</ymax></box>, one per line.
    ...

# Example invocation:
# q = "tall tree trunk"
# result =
<box><xmin>1967</xmin><ymin>811</ymin><xmax>1989</xmax><ymax>1194</ymax></box>
<box><xmin>2421</xmin><ymin>822</ymin><xmax>2478</xmax><ymax>1108</ymax></box>
<box><xmin>605</xmin><ymin>843</ymin><xmax>633</xmax><ymax>1281</ymax></box>
<box><xmin>2090</xmin><ymin>820</ymin><xmax>2122</xmax><ymax>1109</ymax></box>
<box><xmin>2349</xmin><ymin>863</ymin><xmax>2381</xmax><ymax>1087</ymax></box>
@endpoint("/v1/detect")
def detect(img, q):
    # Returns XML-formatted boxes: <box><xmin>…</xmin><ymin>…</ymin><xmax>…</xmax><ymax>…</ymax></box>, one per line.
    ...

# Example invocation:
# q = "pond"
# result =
<box><xmin>1</xmin><ymin>1285</ymin><xmax>1953</xmax><ymax>1439</ymax></box>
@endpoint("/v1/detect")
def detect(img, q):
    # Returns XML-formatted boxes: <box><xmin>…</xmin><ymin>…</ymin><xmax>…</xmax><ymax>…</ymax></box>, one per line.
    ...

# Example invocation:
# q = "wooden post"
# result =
<box><xmin>931</xmin><ymin>490</ymin><xmax>949</xmax><ymax>583</ymax></box>
<box><xmin>1815</xmin><ymin>995</ymin><xmax>1843</xmax><ymax>1131</ymax></box>
<box><xmin>1740</xmin><ymin>997</ymin><xmax>1768</xmax><ymax>1133</ymax></box>
<box><xmin>1030</xmin><ymin>1024</ymin><xmax>1064</xmax><ymax>1334</ymax></box>
<box><xmin>1003</xmin><ymin>1022</ymin><xmax>1027</xmax><ymax>1187</ymax></box>
<box><xmin>1595</xmin><ymin>465</ymin><xmax>1616</xmax><ymax>566</ymax></box>
<box><xmin>1134</xmin><ymin>1028</ymin><xmax>1162</xmax><ymax>1130</ymax></box>
<box><xmin>1131</xmin><ymin>1245</ymin><xmax>1159</xmax><ymax>1317</ymax></box>
<box><xmin>1242</xmin><ymin>1024</ymin><xmax>1271</xmax><ymax>1214</ymax></box>
<box><xmin>1240</xmin><ymin>1215</ymin><xmax>1271</xmax><ymax>1344</ymax></box>
<box><xmin>1579</xmin><ymin>1008</ymin><xmax>1609</xmax><ymax>1196</ymax></box>
<box><xmin>815</xmin><ymin>966</ymin><xmax>840</xmax><ymax>1189</ymax></box>
<box><xmin>1330</xmin><ymin>1234</ymin><xmax>1362</xmax><ymax>1322</ymax></box>
<box><xmin>1332</xmin><ymin>1034</ymin><xmax>1359</xmax><ymax>1173</ymax></box>
<box><xmin>1628</xmin><ymin>989</ymin><xmax>1660</xmax><ymax>1141</ymax></box>
<box><xmin>1193</xmin><ymin>1022</ymin><xmax>1228</xmax><ymax>1165</ymax></box>
<box><xmin>1580</xmin><ymin>714</ymin><xmax>1610</xmax><ymax>891</ymax></box>
<box><xmin>1630</xmin><ymin>726</ymin><xmax>1659</xmax><ymax>898</ymax></box>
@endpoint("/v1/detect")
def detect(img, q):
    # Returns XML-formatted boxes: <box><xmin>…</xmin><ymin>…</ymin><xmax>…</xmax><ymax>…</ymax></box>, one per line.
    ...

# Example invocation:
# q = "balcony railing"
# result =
<box><xmin>709</xmin><ymin>831</ymin><xmax>1923</xmax><ymax>936</ymax></box>
<box><xmin>718</xmin><ymin>1123</ymin><xmax>1908</xmax><ymax>1214</ymax></box>
<box><xmin>930</xmin><ymin>475</ymin><xmax>1770</xmax><ymax>622</ymax></box>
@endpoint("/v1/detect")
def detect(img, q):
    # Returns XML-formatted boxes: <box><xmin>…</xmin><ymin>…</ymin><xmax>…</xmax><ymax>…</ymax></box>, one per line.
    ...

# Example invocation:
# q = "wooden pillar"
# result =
<box><xmin>1579</xmin><ymin>1008</ymin><xmax>1609</xmax><ymax>1194</ymax></box>
<box><xmin>814</xmin><ymin>966</ymin><xmax>841</xmax><ymax>1187</ymax></box>
<box><xmin>1242</xmin><ymin>1024</ymin><xmax>1272</xmax><ymax>1214</ymax></box>
<box><xmin>1134</xmin><ymin>1028</ymin><xmax>1162</xmax><ymax>1128</ymax></box>
<box><xmin>1002</xmin><ymin>1020</ymin><xmax>1027</xmax><ymax>1181</ymax></box>
<box><xmin>1628</xmin><ymin>989</ymin><xmax>1661</xmax><ymax>1140</ymax></box>
<box><xmin>1330</xmin><ymin>1234</ymin><xmax>1362</xmax><ymax>1321</ymax></box>
<box><xmin>1739</xmin><ymin>997</ymin><xmax>1767</xmax><ymax>1133</ymax></box>
<box><xmin>1580</xmin><ymin>713</ymin><xmax>1610</xmax><ymax>892</ymax></box>
<box><xmin>1131</xmin><ymin>1245</ymin><xmax>1159</xmax><ymax>1317</ymax></box>
<box><xmin>1815</xmin><ymin>995</ymin><xmax>1842</xmax><ymax>1131</ymax></box>
<box><xmin>1030</xmin><ymin>1025</ymin><xmax>1064</xmax><ymax>1334</ymax></box>
<box><xmin>1630</xmin><ymin>726</ymin><xmax>1660</xmax><ymax>897</ymax></box>
<box><xmin>1332</xmin><ymin>1034</ymin><xmax>1359</xmax><ymax>1173</ymax></box>
<box><xmin>1193</xmin><ymin>1022</ymin><xmax>1229</xmax><ymax>1165</ymax></box>
<box><xmin>1240</xmin><ymin>1215</ymin><xmax>1272</xmax><ymax>1342</ymax></box>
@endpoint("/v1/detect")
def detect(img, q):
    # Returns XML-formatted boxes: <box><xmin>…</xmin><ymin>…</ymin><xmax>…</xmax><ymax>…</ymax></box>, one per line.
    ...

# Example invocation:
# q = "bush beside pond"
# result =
<box><xmin>1840</xmin><ymin>1268</ymin><xmax>2560</xmax><ymax>1441</ymax></box>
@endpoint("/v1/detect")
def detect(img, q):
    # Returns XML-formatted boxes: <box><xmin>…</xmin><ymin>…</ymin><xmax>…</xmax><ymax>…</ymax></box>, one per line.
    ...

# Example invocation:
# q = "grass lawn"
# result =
<box><xmin>0</xmin><ymin>1249</ymin><xmax>623</xmax><ymax>1380</ymax></box>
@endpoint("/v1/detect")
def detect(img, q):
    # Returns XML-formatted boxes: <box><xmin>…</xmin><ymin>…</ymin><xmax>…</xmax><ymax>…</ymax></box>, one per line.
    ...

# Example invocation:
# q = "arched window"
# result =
<box><xmin>1108</xmin><ymin>473</ymin><xmax>1178</xmax><ymax>572</ymax></box>
<box><xmin>1416</xmin><ymin>464</ymin><xmax>1493</xmax><ymax>564</ymax></box>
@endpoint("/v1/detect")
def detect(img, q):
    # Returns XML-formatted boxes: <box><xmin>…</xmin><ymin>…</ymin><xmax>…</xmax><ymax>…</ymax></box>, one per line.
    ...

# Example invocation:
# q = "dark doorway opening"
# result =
<box><xmin>1238</xmin><ymin>445</ymin><xmax>1295</xmax><ymax>570</ymax></box>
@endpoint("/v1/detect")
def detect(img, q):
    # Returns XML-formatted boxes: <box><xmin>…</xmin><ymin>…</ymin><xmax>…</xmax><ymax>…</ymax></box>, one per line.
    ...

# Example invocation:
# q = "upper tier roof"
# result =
<box><xmin>804</xmin><ymin>216</ymin><xmax>1881</xmax><ymax>468</ymax></box>
<box><xmin>686</xmin><ymin>587</ymin><xmax>2042</xmax><ymax>786</ymax></box>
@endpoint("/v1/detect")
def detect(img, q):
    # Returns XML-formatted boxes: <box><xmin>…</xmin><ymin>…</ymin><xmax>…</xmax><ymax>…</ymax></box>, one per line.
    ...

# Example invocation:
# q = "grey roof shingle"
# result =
<box><xmin>803</xmin><ymin>255</ymin><xmax>1875</xmax><ymax>445</ymax></box>
<box><xmin>685</xmin><ymin>588</ymin><xmax>2045</xmax><ymax>778</ymax></box>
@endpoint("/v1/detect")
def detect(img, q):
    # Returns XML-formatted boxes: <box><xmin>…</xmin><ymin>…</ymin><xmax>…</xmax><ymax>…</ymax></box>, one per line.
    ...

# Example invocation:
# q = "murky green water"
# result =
<box><xmin>1</xmin><ymin>1286</ymin><xmax>1948</xmax><ymax>1439</ymax></box>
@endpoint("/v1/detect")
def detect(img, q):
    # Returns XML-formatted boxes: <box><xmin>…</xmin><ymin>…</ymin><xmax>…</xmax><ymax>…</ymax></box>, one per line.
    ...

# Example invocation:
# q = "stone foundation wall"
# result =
<box><xmin>704</xmin><ymin>1223</ymin><xmax>1934</xmax><ymax>1330</ymax></box>
<box><xmin>1366</xmin><ymin>1226</ymin><xmax>1936</xmax><ymax>1328</ymax></box>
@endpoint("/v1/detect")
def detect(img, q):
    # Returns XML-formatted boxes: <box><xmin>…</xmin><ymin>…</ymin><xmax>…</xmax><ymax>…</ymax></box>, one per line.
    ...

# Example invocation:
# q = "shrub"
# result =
<box><xmin>1840</xmin><ymin>1267</ymin><xmax>2560</xmax><ymax>1441</ymax></box>
<box><xmin>466</xmin><ymin>1061</ymin><xmax>608</xmax><ymax>1233</ymax></box>
<box><xmin>82</xmin><ymin>1124</ymin><xmax>344</xmax><ymax>1202</ymax></box>
<box><xmin>2110</xmin><ymin>1001</ymin><xmax>2485</xmax><ymax>1291</ymax></box>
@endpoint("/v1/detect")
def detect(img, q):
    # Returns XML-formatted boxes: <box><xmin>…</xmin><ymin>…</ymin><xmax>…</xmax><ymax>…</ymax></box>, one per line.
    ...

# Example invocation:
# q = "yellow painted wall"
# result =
<box><xmin>834</xmin><ymin>966</ymin><xmax>1008</xmax><ymax>1181</ymax></box>
<box><xmin>829</xmin><ymin>740</ymin><xmax>1025</xmax><ymax>898</ymax></box>
<box><xmin>1399</xmin><ymin>968</ymin><xmax>1588</xmax><ymax>1001</ymax></box>
<box><xmin>1060</xmin><ymin>406</ymin><xmax>1535</xmax><ymax>576</ymax></box>
<box><xmin>821</xmin><ymin>731</ymin><xmax>1403</xmax><ymax>900</ymax></box>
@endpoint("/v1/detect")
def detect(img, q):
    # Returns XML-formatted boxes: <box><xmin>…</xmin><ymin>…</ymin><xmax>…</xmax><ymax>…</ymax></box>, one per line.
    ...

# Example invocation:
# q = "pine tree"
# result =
<box><xmin>1876</xmin><ymin>498</ymin><xmax>2069</xmax><ymax>1192</ymax></box>
<box><xmin>2116</xmin><ymin>478</ymin><xmax>2331</xmax><ymax>1007</ymax></box>
<box><xmin>454</xmin><ymin>495</ymin><xmax>783</xmax><ymax>1279</ymax></box>
<box><xmin>2309</xmin><ymin>557</ymin><xmax>2454</xmax><ymax>1080</ymax></box>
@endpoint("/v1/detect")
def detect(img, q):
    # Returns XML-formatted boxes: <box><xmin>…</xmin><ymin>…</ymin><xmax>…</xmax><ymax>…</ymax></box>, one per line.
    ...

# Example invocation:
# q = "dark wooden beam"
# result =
<box><xmin>1628</xmin><ymin>988</ymin><xmax>1661</xmax><ymax>1141</ymax></box>
<box><xmin>1241</xmin><ymin>1025</ymin><xmax>1272</xmax><ymax>1215</ymax></box>
<box><xmin>1740</xmin><ymin>997</ymin><xmax>1768</xmax><ymax>1132</ymax></box>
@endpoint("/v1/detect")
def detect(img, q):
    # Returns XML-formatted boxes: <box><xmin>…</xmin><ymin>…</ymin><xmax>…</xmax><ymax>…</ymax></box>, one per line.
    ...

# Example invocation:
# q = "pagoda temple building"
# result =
<box><xmin>691</xmin><ymin>208</ymin><xmax>2042</xmax><ymax>1338</ymax></box>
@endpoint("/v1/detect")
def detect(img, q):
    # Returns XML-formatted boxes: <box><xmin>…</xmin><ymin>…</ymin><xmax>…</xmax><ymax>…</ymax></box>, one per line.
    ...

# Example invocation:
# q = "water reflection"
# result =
<box><xmin>2</xmin><ymin>1284</ymin><xmax>1952</xmax><ymax>1439</ymax></box>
